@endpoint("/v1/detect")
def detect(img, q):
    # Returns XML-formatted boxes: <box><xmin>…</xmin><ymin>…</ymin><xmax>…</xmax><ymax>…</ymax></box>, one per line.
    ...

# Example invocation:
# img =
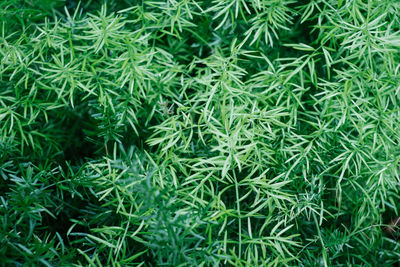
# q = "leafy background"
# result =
<box><xmin>1</xmin><ymin>0</ymin><xmax>400</xmax><ymax>266</ymax></box>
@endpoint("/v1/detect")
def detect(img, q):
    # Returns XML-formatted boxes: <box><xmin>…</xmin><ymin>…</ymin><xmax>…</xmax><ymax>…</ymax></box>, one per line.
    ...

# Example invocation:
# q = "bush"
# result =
<box><xmin>1</xmin><ymin>0</ymin><xmax>400</xmax><ymax>266</ymax></box>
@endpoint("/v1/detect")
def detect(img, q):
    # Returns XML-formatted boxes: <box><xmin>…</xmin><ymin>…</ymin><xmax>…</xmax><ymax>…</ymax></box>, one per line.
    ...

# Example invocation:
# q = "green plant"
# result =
<box><xmin>1</xmin><ymin>0</ymin><xmax>400</xmax><ymax>266</ymax></box>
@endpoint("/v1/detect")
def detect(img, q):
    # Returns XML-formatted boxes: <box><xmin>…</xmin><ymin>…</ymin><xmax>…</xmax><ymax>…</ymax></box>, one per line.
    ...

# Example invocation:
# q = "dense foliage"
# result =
<box><xmin>1</xmin><ymin>0</ymin><xmax>400</xmax><ymax>266</ymax></box>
